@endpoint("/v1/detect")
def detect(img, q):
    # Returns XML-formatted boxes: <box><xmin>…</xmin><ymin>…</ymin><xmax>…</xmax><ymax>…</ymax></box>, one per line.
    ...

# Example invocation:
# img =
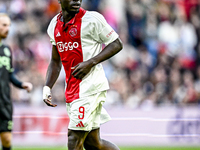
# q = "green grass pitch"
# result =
<box><xmin>13</xmin><ymin>146</ymin><xmax>200</xmax><ymax>150</ymax></box>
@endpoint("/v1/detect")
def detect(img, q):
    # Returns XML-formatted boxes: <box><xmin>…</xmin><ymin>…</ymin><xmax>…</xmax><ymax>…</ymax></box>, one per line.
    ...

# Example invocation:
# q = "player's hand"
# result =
<box><xmin>43</xmin><ymin>96</ymin><xmax>57</xmax><ymax>107</ymax></box>
<box><xmin>22</xmin><ymin>82</ymin><xmax>33</xmax><ymax>92</ymax></box>
<box><xmin>43</xmin><ymin>86</ymin><xmax>57</xmax><ymax>107</ymax></box>
<box><xmin>71</xmin><ymin>61</ymin><xmax>93</xmax><ymax>79</ymax></box>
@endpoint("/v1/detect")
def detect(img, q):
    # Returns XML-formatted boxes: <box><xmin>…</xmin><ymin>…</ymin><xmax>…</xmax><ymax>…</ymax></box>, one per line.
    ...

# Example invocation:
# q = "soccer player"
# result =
<box><xmin>0</xmin><ymin>13</ymin><xmax>33</xmax><ymax>150</ymax></box>
<box><xmin>43</xmin><ymin>0</ymin><xmax>123</xmax><ymax>149</ymax></box>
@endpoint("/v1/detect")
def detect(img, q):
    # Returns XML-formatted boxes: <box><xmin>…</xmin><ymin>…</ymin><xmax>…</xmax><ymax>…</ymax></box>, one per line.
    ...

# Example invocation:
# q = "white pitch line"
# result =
<box><xmin>12</xmin><ymin>131</ymin><xmax>200</xmax><ymax>138</ymax></box>
<box><xmin>13</xmin><ymin>115</ymin><xmax>200</xmax><ymax>122</ymax></box>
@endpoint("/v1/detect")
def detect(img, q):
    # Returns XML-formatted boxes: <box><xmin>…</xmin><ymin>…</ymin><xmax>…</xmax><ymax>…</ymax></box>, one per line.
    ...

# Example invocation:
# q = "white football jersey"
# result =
<box><xmin>47</xmin><ymin>8</ymin><xmax>119</xmax><ymax>103</ymax></box>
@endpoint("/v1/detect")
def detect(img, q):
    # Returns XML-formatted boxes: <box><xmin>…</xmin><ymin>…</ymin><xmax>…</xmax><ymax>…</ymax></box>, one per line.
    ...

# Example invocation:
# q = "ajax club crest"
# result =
<box><xmin>69</xmin><ymin>27</ymin><xmax>77</xmax><ymax>37</ymax></box>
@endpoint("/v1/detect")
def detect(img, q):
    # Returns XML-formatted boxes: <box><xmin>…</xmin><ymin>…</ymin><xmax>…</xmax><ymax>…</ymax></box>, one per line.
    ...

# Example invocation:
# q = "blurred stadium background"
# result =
<box><xmin>1</xmin><ymin>0</ymin><xmax>200</xmax><ymax>149</ymax></box>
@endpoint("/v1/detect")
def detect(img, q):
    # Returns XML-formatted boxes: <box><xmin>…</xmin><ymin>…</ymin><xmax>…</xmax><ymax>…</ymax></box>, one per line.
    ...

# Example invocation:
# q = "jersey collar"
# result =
<box><xmin>58</xmin><ymin>7</ymin><xmax>86</xmax><ymax>31</ymax></box>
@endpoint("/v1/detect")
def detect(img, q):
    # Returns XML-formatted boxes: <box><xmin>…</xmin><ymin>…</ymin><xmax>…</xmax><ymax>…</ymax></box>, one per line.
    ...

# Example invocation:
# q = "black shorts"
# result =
<box><xmin>0</xmin><ymin>119</ymin><xmax>13</xmax><ymax>132</ymax></box>
<box><xmin>0</xmin><ymin>103</ymin><xmax>13</xmax><ymax>132</ymax></box>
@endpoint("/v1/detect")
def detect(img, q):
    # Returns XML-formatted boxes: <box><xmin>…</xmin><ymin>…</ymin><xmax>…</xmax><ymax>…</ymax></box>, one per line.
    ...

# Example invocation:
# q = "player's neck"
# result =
<box><xmin>62</xmin><ymin>10</ymin><xmax>76</xmax><ymax>24</ymax></box>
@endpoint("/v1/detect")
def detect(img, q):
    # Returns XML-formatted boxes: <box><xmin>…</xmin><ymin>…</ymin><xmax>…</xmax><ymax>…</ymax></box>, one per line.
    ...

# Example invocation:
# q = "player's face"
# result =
<box><xmin>59</xmin><ymin>0</ymin><xmax>82</xmax><ymax>14</ymax></box>
<box><xmin>0</xmin><ymin>16</ymin><xmax>10</xmax><ymax>39</ymax></box>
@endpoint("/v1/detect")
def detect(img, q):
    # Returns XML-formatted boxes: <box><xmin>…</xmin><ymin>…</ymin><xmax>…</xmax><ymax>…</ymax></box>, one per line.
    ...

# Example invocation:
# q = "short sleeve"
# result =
<box><xmin>99</xmin><ymin>24</ymin><xmax>119</xmax><ymax>46</ymax></box>
<box><xmin>47</xmin><ymin>14</ymin><xmax>59</xmax><ymax>46</ymax></box>
<box><xmin>89</xmin><ymin>12</ymin><xmax>119</xmax><ymax>46</ymax></box>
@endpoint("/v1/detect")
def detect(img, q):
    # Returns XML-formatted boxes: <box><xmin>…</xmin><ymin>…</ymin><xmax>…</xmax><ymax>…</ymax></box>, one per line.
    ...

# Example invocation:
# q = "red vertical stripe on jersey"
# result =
<box><xmin>54</xmin><ymin>8</ymin><xmax>86</xmax><ymax>103</ymax></box>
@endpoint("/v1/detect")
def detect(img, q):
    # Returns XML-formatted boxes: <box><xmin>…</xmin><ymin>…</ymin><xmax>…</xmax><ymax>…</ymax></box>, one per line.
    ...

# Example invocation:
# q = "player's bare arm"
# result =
<box><xmin>43</xmin><ymin>45</ymin><xmax>62</xmax><ymax>107</ymax></box>
<box><xmin>45</xmin><ymin>45</ymin><xmax>62</xmax><ymax>88</ymax></box>
<box><xmin>72</xmin><ymin>38</ymin><xmax>123</xmax><ymax>79</ymax></box>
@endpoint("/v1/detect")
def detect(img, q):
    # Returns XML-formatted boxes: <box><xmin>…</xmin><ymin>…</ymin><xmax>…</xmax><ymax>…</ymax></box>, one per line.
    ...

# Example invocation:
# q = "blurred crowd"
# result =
<box><xmin>1</xmin><ymin>0</ymin><xmax>200</xmax><ymax>109</ymax></box>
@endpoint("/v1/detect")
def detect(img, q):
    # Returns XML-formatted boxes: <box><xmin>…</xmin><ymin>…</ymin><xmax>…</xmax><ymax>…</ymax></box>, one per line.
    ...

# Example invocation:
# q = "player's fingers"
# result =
<box><xmin>71</xmin><ymin>66</ymin><xmax>76</xmax><ymax>69</ymax></box>
<box><xmin>26</xmin><ymin>86</ymin><xmax>32</xmax><ymax>93</ymax></box>
<box><xmin>48</xmin><ymin>103</ymin><xmax>57</xmax><ymax>107</ymax></box>
<box><xmin>71</xmin><ymin>65</ymin><xmax>80</xmax><ymax>76</ymax></box>
<box><xmin>28</xmin><ymin>84</ymin><xmax>33</xmax><ymax>92</ymax></box>
<box><xmin>43</xmin><ymin>99</ymin><xmax>57</xmax><ymax>107</ymax></box>
<box><xmin>74</xmin><ymin>71</ymin><xmax>87</xmax><ymax>79</ymax></box>
<box><xmin>22</xmin><ymin>82</ymin><xmax>33</xmax><ymax>92</ymax></box>
<box><xmin>43</xmin><ymin>99</ymin><xmax>50</xmax><ymax>105</ymax></box>
<box><xmin>72</xmin><ymin>69</ymin><xmax>78</xmax><ymax>76</ymax></box>
<box><xmin>44</xmin><ymin>100</ymin><xmax>54</xmax><ymax>106</ymax></box>
<box><xmin>46</xmin><ymin>102</ymin><xmax>57</xmax><ymax>107</ymax></box>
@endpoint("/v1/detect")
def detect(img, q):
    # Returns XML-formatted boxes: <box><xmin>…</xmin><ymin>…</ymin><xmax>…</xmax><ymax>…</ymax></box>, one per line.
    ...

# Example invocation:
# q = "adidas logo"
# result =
<box><xmin>76</xmin><ymin>121</ymin><xmax>84</xmax><ymax>127</ymax></box>
<box><xmin>56</xmin><ymin>32</ymin><xmax>61</xmax><ymax>37</ymax></box>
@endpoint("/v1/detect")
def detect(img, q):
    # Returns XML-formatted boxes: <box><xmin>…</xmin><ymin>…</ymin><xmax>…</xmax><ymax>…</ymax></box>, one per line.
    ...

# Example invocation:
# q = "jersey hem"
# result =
<box><xmin>65</xmin><ymin>88</ymin><xmax>109</xmax><ymax>103</ymax></box>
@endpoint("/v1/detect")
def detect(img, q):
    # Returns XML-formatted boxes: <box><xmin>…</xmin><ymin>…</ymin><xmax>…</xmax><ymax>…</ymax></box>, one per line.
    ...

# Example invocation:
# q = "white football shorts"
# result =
<box><xmin>66</xmin><ymin>90</ymin><xmax>111</xmax><ymax>131</ymax></box>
